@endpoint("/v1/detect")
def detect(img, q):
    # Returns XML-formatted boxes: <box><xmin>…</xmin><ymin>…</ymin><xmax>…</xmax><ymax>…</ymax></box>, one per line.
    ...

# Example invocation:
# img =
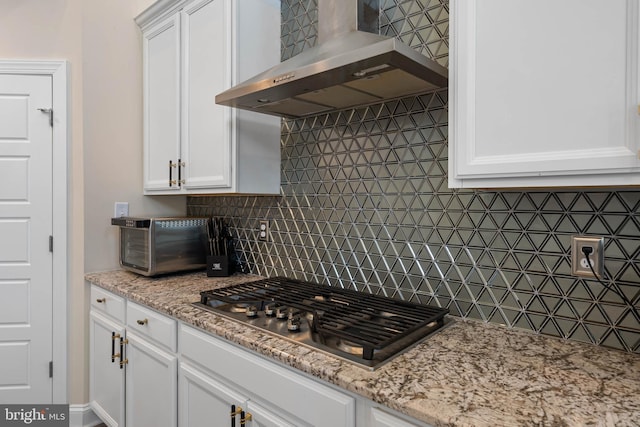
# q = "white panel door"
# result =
<box><xmin>0</xmin><ymin>74</ymin><xmax>53</xmax><ymax>403</ymax></box>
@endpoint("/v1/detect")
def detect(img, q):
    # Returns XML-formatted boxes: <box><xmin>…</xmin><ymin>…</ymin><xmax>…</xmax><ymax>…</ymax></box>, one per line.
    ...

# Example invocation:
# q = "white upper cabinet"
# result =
<box><xmin>142</xmin><ymin>13</ymin><xmax>181</xmax><ymax>192</ymax></box>
<box><xmin>137</xmin><ymin>0</ymin><xmax>281</xmax><ymax>195</ymax></box>
<box><xmin>449</xmin><ymin>0</ymin><xmax>640</xmax><ymax>188</ymax></box>
<box><xmin>181</xmin><ymin>0</ymin><xmax>232</xmax><ymax>190</ymax></box>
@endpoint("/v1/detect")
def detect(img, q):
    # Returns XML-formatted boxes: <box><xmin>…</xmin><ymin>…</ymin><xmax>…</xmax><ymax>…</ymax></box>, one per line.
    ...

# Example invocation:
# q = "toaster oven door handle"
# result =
<box><xmin>110</xmin><ymin>217</ymin><xmax>151</xmax><ymax>228</ymax></box>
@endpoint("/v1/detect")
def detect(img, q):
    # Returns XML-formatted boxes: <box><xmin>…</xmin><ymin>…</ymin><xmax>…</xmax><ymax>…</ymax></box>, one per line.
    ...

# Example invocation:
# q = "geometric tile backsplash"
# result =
<box><xmin>188</xmin><ymin>0</ymin><xmax>640</xmax><ymax>353</ymax></box>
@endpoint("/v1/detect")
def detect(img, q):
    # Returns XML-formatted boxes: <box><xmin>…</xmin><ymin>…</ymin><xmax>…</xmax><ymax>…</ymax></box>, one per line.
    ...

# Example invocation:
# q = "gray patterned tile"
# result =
<box><xmin>188</xmin><ymin>0</ymin><xmax>640</xmax><ymax>354</ymax></box>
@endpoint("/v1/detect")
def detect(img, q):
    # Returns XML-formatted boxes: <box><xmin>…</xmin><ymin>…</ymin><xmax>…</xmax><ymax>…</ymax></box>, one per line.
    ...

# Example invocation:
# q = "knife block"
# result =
<box><xmin>206</xmin><ymin>255</ymin><xmax>230</xmax><ymax>277</ymax></box>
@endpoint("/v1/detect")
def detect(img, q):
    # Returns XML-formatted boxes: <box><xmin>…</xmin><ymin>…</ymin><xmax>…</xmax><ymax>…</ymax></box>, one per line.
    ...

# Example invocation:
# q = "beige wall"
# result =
<box><xmin>0</xmin><ymin>0</ymin><xmax>185</xmax><ymax>404</ymax></box>
<box><xmin>0</xmin><ymin>0</ymin><xmax>86</xmax><ymax>405</ymax></box>
<box><xmin>81</xmin><ymin>0</ymin><xmax>185</xmax><ymax>405</ymax></box>
<box><xmin>82</xmin><ymin>0</ymin><xmax>185</xmax><ymax>275</ymax></box>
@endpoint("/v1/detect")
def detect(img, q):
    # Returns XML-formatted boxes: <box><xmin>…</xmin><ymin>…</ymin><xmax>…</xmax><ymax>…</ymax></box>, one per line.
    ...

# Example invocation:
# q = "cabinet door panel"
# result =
<box><xmin>89</xmin><ymin>311</ymin><xmax>125</xmax><ymax>427</ymax></box>
<box><xmin>179</xmin><ymin>362</ymin><xmax>248</xmax><ymax>427</ymax></box>
<box><xmin>182</xmin><ymin>0</ymin><xmax>232</xmax><ymax>190</ymax></box>
<box><xmin>246</xmin><ymin>401</ymin><xmax>301</xmax><ymax>427</ymax></box>
<box><xmin>143</xmin><ymin>14</ymin><xmax>181</xmax><ymax>192</ymax></box>
<box><xmin>450</xmin><ymin>0</ymin><xmax>640</xmax><ymax>187</ymax></box>
<box><xmin>91</xmin><ymin>286</ymin><xmax>125</xmax><ymax>323</ymax></box>
<box><xmin>126</xmin><ymin>300</ymin><xmax>177</xmax><ymax>352</ymax></box>
<box><xmin>125</xmin><ymin>332</ymin><xmax>178</xmax><ymax>427</ymax></box>
<box><xmin>370</xmin><ymin>407</ymin><xmax>426</xmax><ymax>427</ymax></box>
<box><xmin>181</xmin><ymin>325</ymin><xmax>355</xmax><ymax>427</ymax></box>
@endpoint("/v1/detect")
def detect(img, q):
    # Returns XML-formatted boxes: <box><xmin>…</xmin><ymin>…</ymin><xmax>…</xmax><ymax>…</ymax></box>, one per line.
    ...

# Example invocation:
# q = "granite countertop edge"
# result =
<box><xmin>85</xmin><ymin>270</ymin><xmax>640</xmax><ymax>427</ymax></box>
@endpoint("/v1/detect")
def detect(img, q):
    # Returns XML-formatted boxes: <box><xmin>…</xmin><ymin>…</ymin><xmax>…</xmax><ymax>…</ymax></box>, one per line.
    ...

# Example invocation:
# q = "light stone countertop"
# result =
<box><xmin>85</xmin><ymin>270</ymin><xmax>640</xmax><ymax>427</ymax></box>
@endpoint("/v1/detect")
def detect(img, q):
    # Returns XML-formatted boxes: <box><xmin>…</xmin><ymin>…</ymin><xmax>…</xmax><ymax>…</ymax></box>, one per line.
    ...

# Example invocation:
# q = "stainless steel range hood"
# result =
<box><xmin>215</xmin><ymin>0</ymin><xmax>448</xmax><ymax>119</ymax></box>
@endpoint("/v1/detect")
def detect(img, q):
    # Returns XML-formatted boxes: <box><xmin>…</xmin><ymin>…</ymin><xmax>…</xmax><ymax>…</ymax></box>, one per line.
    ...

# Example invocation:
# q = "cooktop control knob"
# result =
<box><xmin>287</xmin><ymin>313</ymin><xmax>301</xmax><ymax>332</ymax></box>
<box><xmin>276</xmin><ymin>306</ymin><xmax>289</xmax><ymax>320</ymax></box>
<box><xmin>246</xmin><ymin>305</ymin><xmax>258</xmax><ymax>318</ymax></box>
<box><xmin>265</xmin><ymin>303</ymin><xmax>277</xmax><ymax>317</ymax></box>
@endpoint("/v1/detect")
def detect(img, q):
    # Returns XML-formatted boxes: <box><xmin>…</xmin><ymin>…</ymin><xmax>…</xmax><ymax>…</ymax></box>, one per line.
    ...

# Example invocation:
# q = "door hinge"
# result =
<box><xmin>38</xmin><ymin>108</ymin><xmax>53</xmax><ymax>127</ymax></box>
<box><xmin>49</xmin><ymin>235</ymin><xmax>53</xmax><ymax>252</ymax></box>
<box><xmin>49</xmin><ymin>361</ymin><xmax>53</xmax><ymax>378</ymax></box>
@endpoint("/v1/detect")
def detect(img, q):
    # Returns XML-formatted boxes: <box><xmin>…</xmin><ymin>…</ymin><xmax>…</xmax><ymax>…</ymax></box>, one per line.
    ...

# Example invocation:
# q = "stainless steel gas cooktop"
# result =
<box><xmin>193</xmin><ymin>277</ymin><xmax>450</xmax><ymax>370</ymax></box>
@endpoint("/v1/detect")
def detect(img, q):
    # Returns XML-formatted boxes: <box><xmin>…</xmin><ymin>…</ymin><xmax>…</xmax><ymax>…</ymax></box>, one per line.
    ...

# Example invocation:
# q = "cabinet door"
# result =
<box><xmin>245</xmin><ymin>401</ymin><xmax>299</xmax><ymax>427</ymax></box>
<box><xmin>181</xmin><ymin>325</ymin><xmax>355</xmax><ymax>427</ymax></box>
<box><xmin>89</xmin><ymin>311</ymin><xmax>125</xmax><ymax>427</ymax></box>
<box><xmin>125</xmin><ymin>332</ymin><xmax>178</xmax><ymax>427</ymax></box>
<box><xmin>450</xmin><ymin>0</ymin><xmax>640</xmax><ymax>188</ymax></box>
<box><xmin>181</xmin><ymin>0</ymin><xmax>232</xmax><ymax>190</ymax></box>
<box><xmin>370</xmin><ymin>407</ymin><xmax>427</xmax><ymax>427</ymax></box>
<box><xmin>143</xmin><ymin>13</ymin><xmax>181</xmax><ymax>192</ymax></box>
<box><xmin>179</xmin><ymin>362</ymin><xmax>248</xmax><ymax>427</ymax></box>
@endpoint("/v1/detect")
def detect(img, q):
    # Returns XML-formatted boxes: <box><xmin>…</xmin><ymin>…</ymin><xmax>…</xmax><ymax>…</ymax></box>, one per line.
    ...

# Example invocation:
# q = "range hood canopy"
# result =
<box><xmin>215</xmin><ymin>0</ymin><xmax>448</xmax><ymax>119</ymax></box>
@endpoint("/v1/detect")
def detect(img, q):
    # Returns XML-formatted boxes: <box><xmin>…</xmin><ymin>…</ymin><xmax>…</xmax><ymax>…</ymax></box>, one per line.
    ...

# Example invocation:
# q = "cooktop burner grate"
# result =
<box><xmin>198</xmin><ymin>277</ymin><xmax>449</xmax><ymax>361</ymax></box>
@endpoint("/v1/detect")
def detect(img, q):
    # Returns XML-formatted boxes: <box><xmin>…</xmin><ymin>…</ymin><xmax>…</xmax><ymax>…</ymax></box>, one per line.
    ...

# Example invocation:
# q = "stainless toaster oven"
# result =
<box><xmin>111</xmin><ymin>217</ymin><xmax>208</xmax><ymax>276</ymax></box>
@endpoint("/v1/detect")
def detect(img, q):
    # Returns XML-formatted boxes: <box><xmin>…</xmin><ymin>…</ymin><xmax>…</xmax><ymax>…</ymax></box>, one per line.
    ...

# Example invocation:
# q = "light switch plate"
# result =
<box><xmin>114</xmin><ymin>202</ymin><xmax>129</xmax><ymax>218</ymax></box>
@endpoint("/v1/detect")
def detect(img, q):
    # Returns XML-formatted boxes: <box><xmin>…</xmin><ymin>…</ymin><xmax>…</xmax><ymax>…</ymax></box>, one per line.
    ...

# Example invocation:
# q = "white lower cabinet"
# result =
<box><xmin>369</xmin><ymin>407</ymin><xmax>424</xmax><ymax>427</ymax></box>
<box><xmin>244</xmin><ymin>401</ymin><xmax>298</xmax><ymax>427</ymax></box>
<box><xmin>179</xmin><ymin>362</ymin><xmax>296</xmax><ymax>427</ymax></box>
<box><xmin>89</xmin><ymin>286</ymin><xmax>178</xmax><ymax>427</ymax></box>
<box><xmin>89</xmin><ymin>311</ymin><xmax>125</xmax><ymax>427</ymax></box>
<box><xmin>179</xmin><ymin>324</ymin><xmax>355</xmax><ymax>427</ymax></box>
<box><xmin>179</xmin><ymin>362</ymin><xmax>248</xmax><ymax>427</ymax></box>
<box><xmin>89</xmin><ymin>285</ymin><xmax>433</xmax><ymax>427</ymax></box>
<box><xmin>125</xmin><ymin>332</ymin><xmax>177</xmax><ymax>427</ymax></box>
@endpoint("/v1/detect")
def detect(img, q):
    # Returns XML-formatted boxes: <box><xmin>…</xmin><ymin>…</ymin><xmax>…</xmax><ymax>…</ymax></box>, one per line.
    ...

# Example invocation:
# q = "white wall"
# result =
<box><xmin>0</xmin><ymin>0</ymin><xmax>186</xmax><ymax>404</ymax></box>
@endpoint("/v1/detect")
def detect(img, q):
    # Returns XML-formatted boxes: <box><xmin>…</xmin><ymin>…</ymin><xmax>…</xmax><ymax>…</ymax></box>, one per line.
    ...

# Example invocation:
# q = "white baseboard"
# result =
<box><xmin>69</xmin><ymin>403</ymin><xmax>102</xmax><ymax>427</ymax></box>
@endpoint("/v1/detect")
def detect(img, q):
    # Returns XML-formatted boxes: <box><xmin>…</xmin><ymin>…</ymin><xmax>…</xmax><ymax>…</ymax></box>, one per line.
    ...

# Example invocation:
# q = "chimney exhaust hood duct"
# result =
<box><xmin>215</xmin><ymin>0</ymin><xmax>448</xmax><ymax>118</ymax></box>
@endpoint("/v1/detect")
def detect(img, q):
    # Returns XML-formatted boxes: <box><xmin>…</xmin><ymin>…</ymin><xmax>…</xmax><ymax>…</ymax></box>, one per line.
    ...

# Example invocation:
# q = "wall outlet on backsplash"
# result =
<box><xmin>259</xmin><ymin>220</ymin><xmax>270</xmax><ymax>242</ymax></box>
<box><xmin>571</xmin><ymin>236</ymin><xmax>605</xmax><ymax>279</ymax></box>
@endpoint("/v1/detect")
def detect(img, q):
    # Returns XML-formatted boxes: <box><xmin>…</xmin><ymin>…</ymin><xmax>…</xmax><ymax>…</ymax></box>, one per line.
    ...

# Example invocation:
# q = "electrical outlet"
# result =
<box><xmin>258</xmin><ymin>220</ymin><xmax>269</xmax><ymax>242</ymax></box>
<box><xmin>114</xmin><ymin>202</ymin><xmax>129</xmax><ymax>218</ymax></box>
<box><xmin>571</xmin><ymin>236</ymin><xmax>604</xmax><ymax>278</ymax></box>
